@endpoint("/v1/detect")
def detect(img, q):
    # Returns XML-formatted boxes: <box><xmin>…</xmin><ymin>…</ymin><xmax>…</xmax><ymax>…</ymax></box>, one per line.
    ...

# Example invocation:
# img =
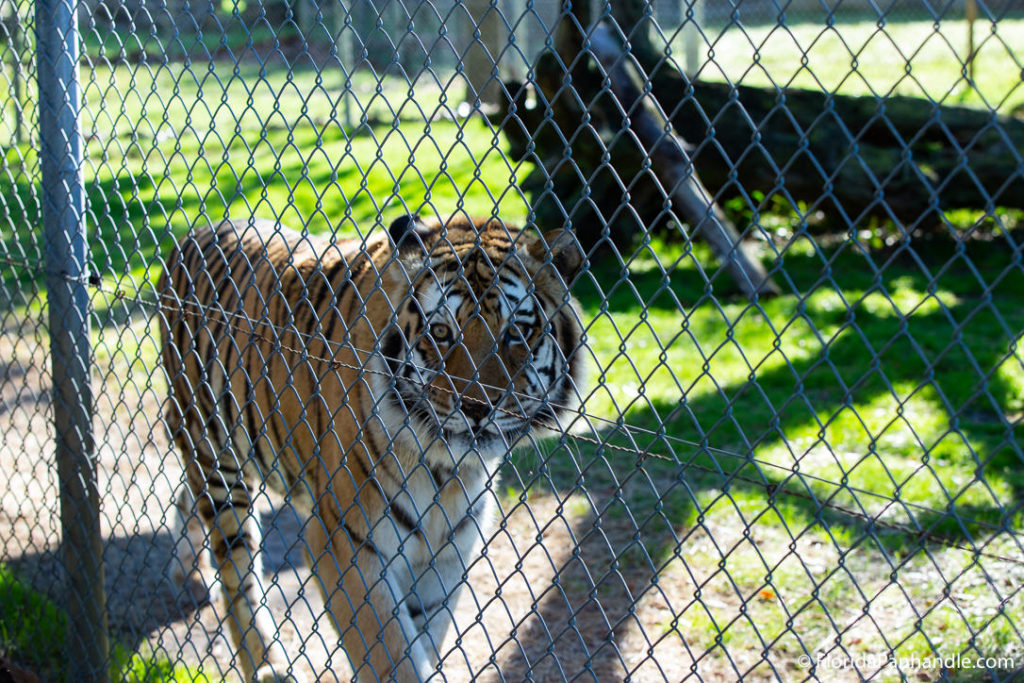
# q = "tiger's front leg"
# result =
<box><xmin>305</xmin><ymin>517</ymin><xmax>436</xmax><ymax>682</ymax></box>
<box><xmin>185</xmin><ymin>457</ymin><xmax>303</xmax><ymax>682</ymax></box>
<box><xmin>167</xmin><ymin>483</ymin><xmax>214</xmax><ymax>593</ymax></box>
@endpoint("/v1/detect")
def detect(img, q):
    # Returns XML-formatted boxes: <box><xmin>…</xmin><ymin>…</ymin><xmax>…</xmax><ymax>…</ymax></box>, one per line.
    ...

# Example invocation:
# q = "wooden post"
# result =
<box><xmin>965</xmin><ymin>0</ymin><xmax>978</xmax><ymax>83</ymax></box>
<box><xmin>2</xmin><ymin>1</ymin><xmax>26</xmax><ymax>144</ymax></box>
<box><xmin>294</xmin><ymin>0</ymin><xmax>312</xmax><ymax>38</ymax></box>
<box><xmin>683</xmin><ymin>0</ymin><xmax>704</xmax><ymax>77</ymax></box>
<box><xmin>463</xmin><ymin>0</ymin><xmax>504</xmax><ymax>109</ymax></box>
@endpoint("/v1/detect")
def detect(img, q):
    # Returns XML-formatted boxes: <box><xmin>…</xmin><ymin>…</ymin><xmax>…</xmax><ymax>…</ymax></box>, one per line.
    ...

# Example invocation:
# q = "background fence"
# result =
<box><xmin>2</xmin><ymin>0</ymin><xmax>1023</xmax><ymax>680</ymax></box>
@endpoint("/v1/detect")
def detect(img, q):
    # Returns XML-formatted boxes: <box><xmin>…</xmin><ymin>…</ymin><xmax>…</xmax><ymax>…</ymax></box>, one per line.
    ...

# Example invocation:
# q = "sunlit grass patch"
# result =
<box><xmin>691</xmin><ymin>16</ymin><xmax>1024</xmax><ymax>112</ymax></box>
<box><xmin>652</xmin><ymin>491</ymin><xmax>1024</xmax><ymax>674</ymax></box>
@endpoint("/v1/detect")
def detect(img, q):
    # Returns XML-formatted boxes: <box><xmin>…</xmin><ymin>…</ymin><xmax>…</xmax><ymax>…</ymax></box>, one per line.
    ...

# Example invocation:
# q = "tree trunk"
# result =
<box><xmin>463</xmin><ymin>0</ymin><xmax>504</xmax><ymax>108</ymax></box>
<box><xmin>497</xmin><ymin>0</ymin><xmax>777</xmax><ymax>298</ymax></box>
<box><xmin>587</xmin><ymin>23</ymin><xmax>775</xmax><ymax>298</ymax></box>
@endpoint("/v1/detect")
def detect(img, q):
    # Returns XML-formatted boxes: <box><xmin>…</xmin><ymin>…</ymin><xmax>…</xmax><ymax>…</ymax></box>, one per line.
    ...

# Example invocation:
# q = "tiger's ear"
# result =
<box><xmin>529</xmin><ymin>229</ymin><xmax>584</xmax><ymax>282</ymax></box>
<box><xmin>388</xmin><ymin>214</ymin><xmax>433</xmax><ymax>254</ymax></box>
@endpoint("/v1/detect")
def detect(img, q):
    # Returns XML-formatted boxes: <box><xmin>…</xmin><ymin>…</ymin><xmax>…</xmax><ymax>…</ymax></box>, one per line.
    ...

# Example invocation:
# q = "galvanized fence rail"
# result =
<box><xmin>1</xmin><ymin>0</ymin><xmax>1022</xmax><ymax>681</ymax></box>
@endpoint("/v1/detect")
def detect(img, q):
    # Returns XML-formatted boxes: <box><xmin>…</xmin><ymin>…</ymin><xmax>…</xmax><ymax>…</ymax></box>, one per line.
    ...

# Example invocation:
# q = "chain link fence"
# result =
<box><xmin>2</xmin><ymin>0</ymin><xmax>1023</xmax><ymax>680</ymax></box>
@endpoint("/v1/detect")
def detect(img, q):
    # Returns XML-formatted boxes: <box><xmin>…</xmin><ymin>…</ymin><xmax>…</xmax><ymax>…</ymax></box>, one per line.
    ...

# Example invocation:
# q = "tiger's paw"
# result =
<box><xmin>253</xmin><ymin>664</ymin><xmax>306</xmax><ymax>683</ymax></box>
<box><xmin>167</xmin><ymin>487</ymin><xmax>213</xmax><ymax>590</ymax></box>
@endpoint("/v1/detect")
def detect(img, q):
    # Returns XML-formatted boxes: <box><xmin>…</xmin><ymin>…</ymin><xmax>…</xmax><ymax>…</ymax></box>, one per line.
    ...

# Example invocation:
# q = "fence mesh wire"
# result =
<box><xmin>2</xmin><ymin>0</ymin><xmax>1023</xmax><ymax>681</ymax></box>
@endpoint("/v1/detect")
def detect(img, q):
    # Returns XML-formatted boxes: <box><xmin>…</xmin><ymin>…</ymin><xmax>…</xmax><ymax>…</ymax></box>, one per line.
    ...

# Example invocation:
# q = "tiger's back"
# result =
<box><xmin>159</xmin><ymin>215</ymin><xmax>585</xmax><ymax>681</ymax></box>
<box><xmin>161</xmin><ymin>219</ymin><xmax>378</xmax><ymax>510</ymax></box>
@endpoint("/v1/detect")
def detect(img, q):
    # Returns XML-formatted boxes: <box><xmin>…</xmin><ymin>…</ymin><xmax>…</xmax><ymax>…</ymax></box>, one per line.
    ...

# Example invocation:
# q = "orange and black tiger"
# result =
<box><xmin>159</xmin><ymin>214</ymin><xmax>585</xmax><ymax>681</ymax></box>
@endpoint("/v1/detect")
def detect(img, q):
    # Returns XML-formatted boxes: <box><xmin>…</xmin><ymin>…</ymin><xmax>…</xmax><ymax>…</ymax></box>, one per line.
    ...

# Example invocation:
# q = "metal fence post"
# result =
<box><xmin>36</xmin><ymin>0</ymin><xmax>110</xmax><ymax>678</ymax></box>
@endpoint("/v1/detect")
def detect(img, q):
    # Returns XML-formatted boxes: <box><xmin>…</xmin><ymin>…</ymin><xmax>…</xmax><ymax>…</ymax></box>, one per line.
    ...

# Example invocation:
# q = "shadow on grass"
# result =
<box><xmin>0</xmin><ymin>124</ymin><xmax>431</xmax><ymax>326</ymax></box>
<box><xmin>496</xmin><ymin>231</ymin><xmax>1024</xmax><ymax>678</ymax></box>
<box><xmin>2</xmin><ymin>531</ymin><xmax>202</xmax><ymax>679</ymax></box>
<box><xmin>0</xmin><ymin>152</ymin><xmax>297</xmax><ymax>329</ymax></box>
<box><xmin>574</xmin><ymin>229</ymin><xmax>1024</xmax><ymax>514</ymax></box>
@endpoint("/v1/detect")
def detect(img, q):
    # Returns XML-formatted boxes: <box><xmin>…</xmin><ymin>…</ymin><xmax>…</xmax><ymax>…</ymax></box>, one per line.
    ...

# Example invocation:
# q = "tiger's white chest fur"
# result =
<box><xmin>358</xmin><ymin>362</ymin><xmax>504</xmax><ymax>566</ymax></box>
<box><xmin>244</xmin><ymin>355</ymin><xmax>504</xmax><ymax>597</ymax></box>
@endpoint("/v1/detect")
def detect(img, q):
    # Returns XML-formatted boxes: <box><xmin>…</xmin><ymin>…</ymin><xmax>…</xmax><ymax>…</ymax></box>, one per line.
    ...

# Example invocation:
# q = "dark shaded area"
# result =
<box><xmin>0</xmin><ymin>656</ymin><xmax>41</xmax><ymax>683</ymax></box>
<box><xmin>662</xmin><ymin>81</ymin><xmax>1024</xmax><ymax>224</ymax></box>
<box><xmin>0</xmin><ymin>504</ymin><xmax>309</xmax><ymax>678</ymax></box>
<box><xmin>3</xmin><ymin>532</ymin><xmax>202</xmax><ymax>648</ymax></box>
<box><xmin>497</xmin><ymin>9</ymin><xmax>1024</xmax><ymax>258</ymax></box>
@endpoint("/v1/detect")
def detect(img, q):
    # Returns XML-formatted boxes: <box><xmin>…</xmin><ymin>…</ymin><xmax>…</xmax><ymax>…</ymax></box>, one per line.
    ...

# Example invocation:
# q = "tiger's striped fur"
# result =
<box><xmin>159</xmin><ymin>215</ymin><xmax>584</xmax><ymax>681</ymax></box>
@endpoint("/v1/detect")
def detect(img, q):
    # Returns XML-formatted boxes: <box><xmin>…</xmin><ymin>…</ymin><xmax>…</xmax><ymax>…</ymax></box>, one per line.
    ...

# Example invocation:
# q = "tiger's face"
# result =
<box><xmin>381</xmin><ymin>215</ymin><xmax>585</xmax><ymax>459</ymax></box>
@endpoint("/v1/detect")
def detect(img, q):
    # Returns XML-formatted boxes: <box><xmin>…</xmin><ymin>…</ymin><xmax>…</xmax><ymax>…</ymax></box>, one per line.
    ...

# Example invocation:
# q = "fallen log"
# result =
<box><xmin>652</xmin><ymin>77</ymin><xmax>1024</xmax><ymax>225</ymax></box>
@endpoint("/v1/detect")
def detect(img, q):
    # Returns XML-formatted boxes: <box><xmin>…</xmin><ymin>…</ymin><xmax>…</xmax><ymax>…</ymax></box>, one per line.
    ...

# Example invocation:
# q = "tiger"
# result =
<box><xmin>158</xmin><ymin>213</ymin><xmax>585</xmax><ymax>682</ymax></box>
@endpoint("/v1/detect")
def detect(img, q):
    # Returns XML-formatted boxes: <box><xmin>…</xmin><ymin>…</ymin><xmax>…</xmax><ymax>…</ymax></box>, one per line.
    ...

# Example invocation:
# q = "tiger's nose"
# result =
<box><xmin>459</xmin><ymin>383</ymin><xmax>494</xmax><ymax>422</ymax></box>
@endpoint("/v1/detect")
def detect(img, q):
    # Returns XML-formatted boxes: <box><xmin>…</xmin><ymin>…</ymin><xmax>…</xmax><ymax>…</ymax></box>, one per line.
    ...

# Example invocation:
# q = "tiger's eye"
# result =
<box><xmin>505</xmin><ymin>321</ymin><xmax>531</xmax><ymax>347</ymax></box>
<box><xmin>430</xmin><ymin>323</ymin><xmax>452</xmax><ymax>342</ymax></box>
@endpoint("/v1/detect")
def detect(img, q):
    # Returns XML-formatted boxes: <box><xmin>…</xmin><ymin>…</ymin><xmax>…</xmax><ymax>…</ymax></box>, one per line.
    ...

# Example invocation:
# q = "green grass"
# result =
<box><xmin>1</xmin><ymin>100</ymin><xmax>525</xmax><ymax>287</ymax></box>
<box><xmin>682</xmin><ymin>16</ymin><xmax>1024</xmax><ymax>112</ymax></box>
<box><xmin>511</xmin><ymin>226</ymin><xmax>1024</xmax><ymax>535</ymax></box>
<box><xmin>0</xmin><ymin>565</ymin><xmax>211</xmax><ymax>682</ymax></box>
<box><xmin>1</xmin><ymin>17</ymin><xmax>1022</xmax><ymax>676</ymax></box>
<box><xmin>0</xmin><ymin>565</ymin><xmax>65</xmax><ymax>676</ymax></box>
<box><xmin>499</xmin><ymin>225</ymin><xmax>1024</xmax><ymax>670</ymax></box>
